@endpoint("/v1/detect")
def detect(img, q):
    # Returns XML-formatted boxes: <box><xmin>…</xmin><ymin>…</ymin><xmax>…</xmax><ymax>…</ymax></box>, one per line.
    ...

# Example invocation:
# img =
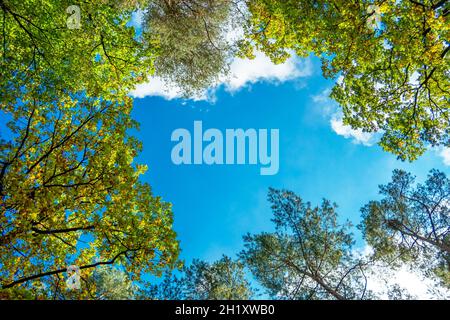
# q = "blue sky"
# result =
<box><xmin>130</xmin><ymin>55</ymin><xmax>450</xmax><ymax>265</ymax></box>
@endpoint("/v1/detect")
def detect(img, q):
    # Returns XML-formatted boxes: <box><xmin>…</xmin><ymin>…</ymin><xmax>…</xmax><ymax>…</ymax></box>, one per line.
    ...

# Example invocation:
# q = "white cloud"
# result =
<box><xmin>224</xmin><ymin>51</ymin><xmax>312</xmax><ymax>92</ymax></box>
<box><xmin>129</xmin><ymin>14</ymin><xmax>312</xmax><ymax>102</ymax></box>
<box><xmin>439</xmin><ymin>147</ymin><xmax>450</xmax><ymax>166</ymax></box>
<box><xmin>312</xmin><ymin>88</ymin><xmax>332</xmax><ymax>104</ymax></box>
<box><xmin>330</xmin><ymin>115</ymin><xmax>376</xmax><ymax>146</ymax></box>
<box><xmin>365</xmin><ymin>265</ymin><xmax>441</xmax><ymax>299</ymax></box>
<box><xmin>131</xmin><ymin>77</ymin><xmax>209</xmax><ymax>101</ymax></box>
<box><xmin>357</xmin><ymin>246</ymin><xmax>449</xmax><ymax>300</ymax></box>
<box><xmin>311</xmin><ymin>88</ymin><xmax>338</xmax><ymax>116</ymax></box>
<box><xmin>312</xmin><ymin>87</ymin><xmax>378</xmax><ymax>146</ymax></box>
<box><xmin>130</xmin><ymin>51</ymin><xmax>313</xmax><ymax>101</ymax></box>
<box><xmin>131</xmin><ymin>77</ymin><xmax>179</xmax><ymax>100</ymax></box>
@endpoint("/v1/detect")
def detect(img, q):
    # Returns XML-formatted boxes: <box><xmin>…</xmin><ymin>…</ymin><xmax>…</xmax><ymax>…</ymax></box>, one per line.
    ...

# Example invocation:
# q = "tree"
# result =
<box><xmin>143</xmin><ymin>0</ymin><xmax>238</xmax><ymax>96</ymax></box>
<box><xmin>2</xmin><ymin>266</ymin><xmax>138</xmax><ymax>300</ymax></box>
<box><xmin>241</xmin><ymin>0</ymin><xmax>449</xmax><ymax>161</ymax></box>
<box><xmin>0</xmin><ymin>0</ymin><xmax>241</xmax><ymax>102</ymax></box>
<box><xmin>0</xmin><ymin>0</ymin><xmax>187</xmax><ymax>298</ymax></box>
<box><xmin>360</xmin><ymin>169</ymin><xmax>449</xmax><ymax>287</ymax></box>
<box><xmin>182</xmin><ymin>256</ymin><xmax>253</xmax><ymax>300</ymax></box>
<box><xmin>143</xmin><ymin>270</ymin><xmax>185</xmax><ymax>300</ymax></box>
<box><xmin>0</xmin><ymin>0</ymin><xmax>153</xmax><ymax>105</ymax></box>
<box><xmin>386</xmin><ymin>284</ymin><xmax>416</xmax><ymax>300</ymax></box>
<box><xmin>240</xmin><ymin>188</ymin><xmax>372</xmax><ymax>300</ymax></box>
<box><xmin>0</xmin><ymin>94</ymin><xmax>180</xmax><ymax>297</ymax></box>
<box><xmin>0</xmin><ymin>286</ymin><xmax>36</xmax><ymax>300</ymax></box>
<box><xmin>87</xmin><ymin>266</ymin><xmax>137</xmax><ymax>300</ymax></box>
<box><xmin>146</xmin><ymin>256</ymin><xmax>253</xmax><ymax>300</ymax></box>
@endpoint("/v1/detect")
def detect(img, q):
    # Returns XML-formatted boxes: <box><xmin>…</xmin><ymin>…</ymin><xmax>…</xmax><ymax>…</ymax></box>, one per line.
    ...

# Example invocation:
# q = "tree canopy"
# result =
<box><xmin>0</xmin><ymin>0</ymin><xmax>153</xmax><ymax>105</ymax></box>
<box><xmin>1</xmin><ymin>0</ymin><xmax>449</xmax><ymax>300</ymax></box>
<box><xmin>361</xmin><ymin>169</ymin><xmax>449</xmax><ymax>287</ymax></box>
<box><xmin>0</xmin><ymin>0</ymin><xmax>180</xmax><ymax>297</ymax></box>
<box><xmin>241</xmin><ymin>0</ymin><xmax>449</xmax><ymax>160</ymax></box>
<box><xmin>241</xmin><ymin>188</ymin><xmax>372</xmax><ymax>300</ymax></box>
<box><xmin>147</xmin><ymin>256</ymin><xmax>253</xmax><ymax>300</ymax></box>
<box><xmin>143</xmin><ymin>0</ymin><xmax>237</xmax><ymax>96</ymax></box>
<box><xmin>0</xmin><ymin>94</ymin><xmax>179</xmax><ymax>297</ymax></box>
<box><xmin>87</xmin><ymin>266</ymin><xmax>137</xmax><ymax>300</ymax></box>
